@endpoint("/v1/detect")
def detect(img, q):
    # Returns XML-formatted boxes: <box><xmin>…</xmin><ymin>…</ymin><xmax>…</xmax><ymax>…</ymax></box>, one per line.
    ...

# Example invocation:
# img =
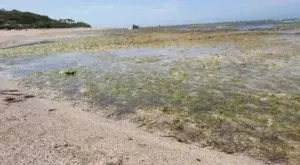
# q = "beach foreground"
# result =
<box><xmin>1</xmin><ymin>27</ymin><xmax>300</xmax><ymax>164</ymax></box>
<box><xmin>0</xmin><ymin>78</ymin><xmax>266</xmax><ymax>165</ymax></box>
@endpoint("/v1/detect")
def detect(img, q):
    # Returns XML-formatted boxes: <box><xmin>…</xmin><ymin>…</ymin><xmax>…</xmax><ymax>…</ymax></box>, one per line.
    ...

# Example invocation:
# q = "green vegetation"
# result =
<box><xmin>0</xmin><ymin>30</ymin><xmax>279</xmax><ymax>56</ymax></box>
<box><xmin>82</xmin><ymin>52</ymin><xmax>300</xmax><ymax>164</ymax></box>
<box><xmin>60</xmin><ymin>69</ymin><xmax>77</xmax><ymax>76</ymax></box>
<box><xmin>0</xmin><ymin>9</ymin><xmax>91</xmax><ymax>29</ymax></box>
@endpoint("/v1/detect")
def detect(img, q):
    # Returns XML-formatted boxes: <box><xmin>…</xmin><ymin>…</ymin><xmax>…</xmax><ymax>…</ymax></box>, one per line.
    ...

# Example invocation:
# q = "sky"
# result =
<box><xmin>1</xmin><ymin>0</ymin><xmax>300</xmax><ymax>28</ymax></box>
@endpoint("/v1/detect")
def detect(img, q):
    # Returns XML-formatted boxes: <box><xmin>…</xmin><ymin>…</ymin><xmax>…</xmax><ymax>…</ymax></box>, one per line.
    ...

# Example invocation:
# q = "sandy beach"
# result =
<box><xmin>0</xmin><ymin>77</ymin><xmax>266</xmax><ymax>165</ymax></box>
<box><xmin>0</xmin><ymin>28</ymin><xmax>98</xmax><ymax>49</ymax></box>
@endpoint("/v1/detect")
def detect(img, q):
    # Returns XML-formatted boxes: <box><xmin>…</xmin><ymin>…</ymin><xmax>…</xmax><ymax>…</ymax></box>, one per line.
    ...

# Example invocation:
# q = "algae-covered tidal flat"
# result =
<box><xmin>1</xmin><ymin>29</ymin><xmax>300</xmax><ymax>164</ymax></box>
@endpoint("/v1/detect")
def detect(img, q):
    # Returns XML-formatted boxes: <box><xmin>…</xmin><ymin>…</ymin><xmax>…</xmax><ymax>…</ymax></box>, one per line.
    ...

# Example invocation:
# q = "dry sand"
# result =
<box><xmin>0</xmin><ymin>28</ymin><xmax>97</xmax><ymax>49</ymax></box>
<box><xmin>0</xmin><ymin>28</ymin><xmax>94</xmax><ymax>42</ymax></box>
<box><xmin>0</xmin><ymin>29</ymin><xmax>267</xmax><ymax>165</ymax></box>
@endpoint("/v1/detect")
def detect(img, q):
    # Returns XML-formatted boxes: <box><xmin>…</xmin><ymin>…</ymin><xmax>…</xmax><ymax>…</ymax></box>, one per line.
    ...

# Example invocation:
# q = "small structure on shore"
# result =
<box><xmin>132</xmin><ymin>24</ymin><xmax>140</xmax><ymax>29</ymax></box>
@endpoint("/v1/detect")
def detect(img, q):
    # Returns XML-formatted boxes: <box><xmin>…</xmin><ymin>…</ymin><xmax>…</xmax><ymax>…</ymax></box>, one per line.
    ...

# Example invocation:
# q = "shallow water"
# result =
<box><xmin>0</xmin><ymin>47</ymin><xmax>224</xmax><ymax>78</ymax></box>
<box><xmin>0</xmin><ymin>46</ymin><xmax>231</xmax><ymax>112</ymax></box>
<box><xmin>1</xmin><ymin>43</ymin><xmax>299</xmax><ymax>113</ymax></box>
<box><xmin>0</xmin><ymin>53</ymin><xmax>99</xmax><ymax>77</ymax></box>
<box><xmin>111</xmin><ymin>47</ymin><xmax>224</xmax><ymax>60</ymax></box>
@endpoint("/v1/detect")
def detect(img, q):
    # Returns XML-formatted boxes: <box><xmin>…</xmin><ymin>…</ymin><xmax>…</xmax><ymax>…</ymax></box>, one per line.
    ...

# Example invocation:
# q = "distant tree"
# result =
<box><xmin>0</xmin><ymin>9</ymin><xmax>91</xmax><ymax>29</ymax></box>
<box><xmin>66</xmin><ymin>19</ymin><xmax>75</xmax><ymax>23</ymax></box>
